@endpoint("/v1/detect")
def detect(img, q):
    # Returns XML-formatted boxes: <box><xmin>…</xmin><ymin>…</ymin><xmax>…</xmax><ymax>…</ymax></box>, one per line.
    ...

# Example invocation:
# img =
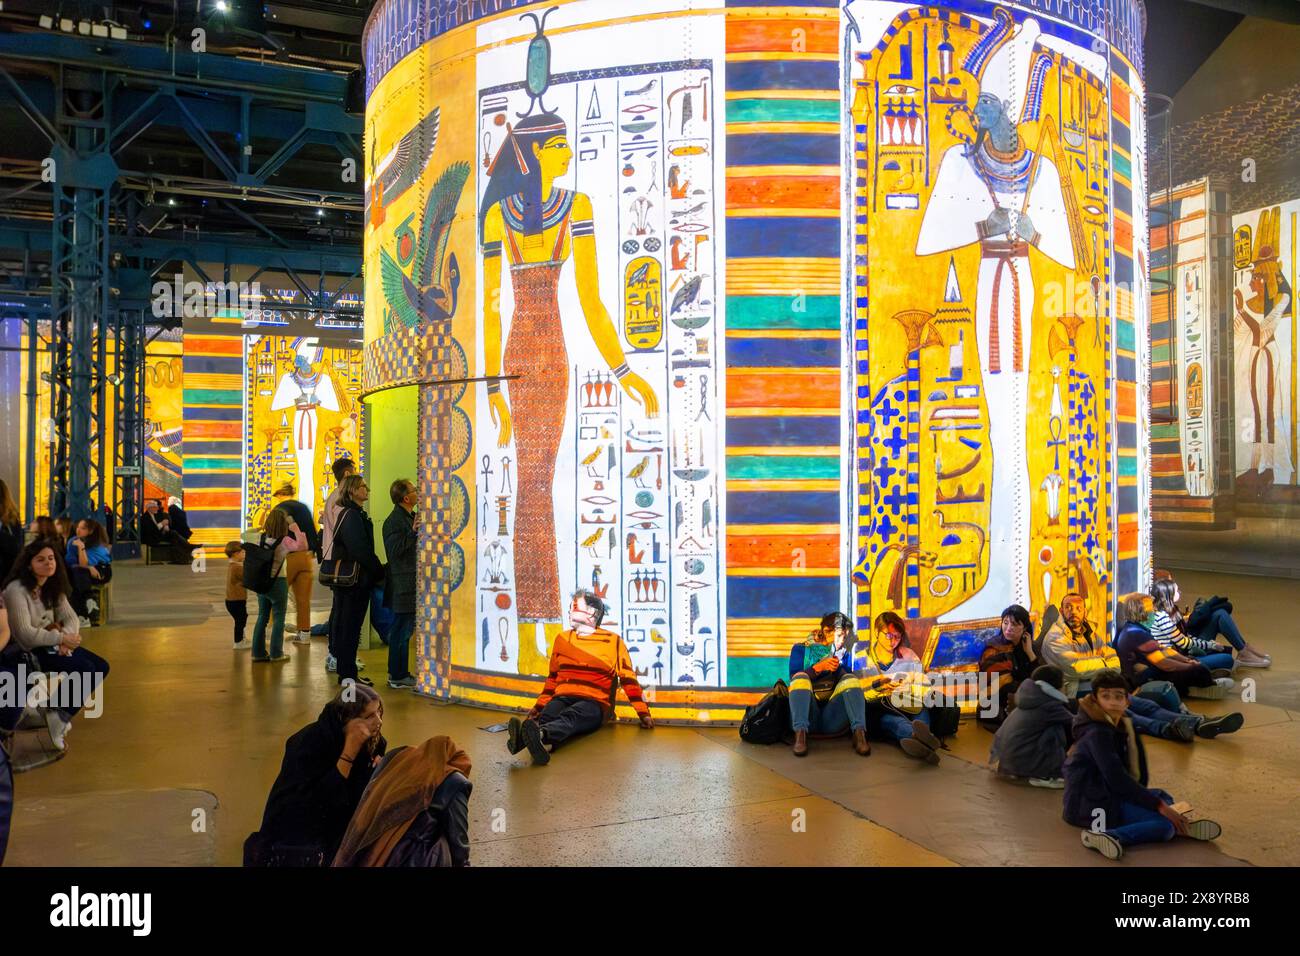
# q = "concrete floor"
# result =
<box><xmin>6</xmin><ymin>562</ymin><xmax>1297</xmax><ymax>866</ymax></box>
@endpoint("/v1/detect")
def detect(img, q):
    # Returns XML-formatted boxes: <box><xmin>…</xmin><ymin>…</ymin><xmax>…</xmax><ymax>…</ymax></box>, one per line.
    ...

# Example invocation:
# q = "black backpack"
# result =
<box><xmin>739</xmin><ymin>679</ymin><xmax>791</xmax><ymax>745</ymax></box>
<box><xmin>241</xmin><ymin>536</ymin><xmax>282</xmax><ymax>594</ymax></box>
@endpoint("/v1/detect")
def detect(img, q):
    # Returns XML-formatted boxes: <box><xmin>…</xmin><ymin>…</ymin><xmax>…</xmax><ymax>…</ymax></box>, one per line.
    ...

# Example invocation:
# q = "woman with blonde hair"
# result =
<box><xmin>272</xmin><ymin>480</ymin><xmax>318</xmax><ymax>646</ymax></box>
<box><xmin>250</xmin><ymin>507</ymin><xmax>308</xmax><ymax>663</ymax></box>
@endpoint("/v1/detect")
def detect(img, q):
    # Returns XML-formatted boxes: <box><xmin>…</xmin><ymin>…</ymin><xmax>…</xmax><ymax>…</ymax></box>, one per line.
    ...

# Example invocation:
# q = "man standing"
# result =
<box><xmin>320</xmin><ymin>457</ymin><xmax>360</xmax><ymax>675</ymax></box>
<box><xmin>1041</xmin><ymin>592</ymin><xmax>1119</xmax><ymax>697</ymax></box>
<box><xmin>382</xmin><ymin>479</ymin><xmax>418</xmax><ymax>690</ymax></box>
<box><xmin>507</xmin><ymin>590</ymin><xmax>653</xmax><ymax>765</ymax></box>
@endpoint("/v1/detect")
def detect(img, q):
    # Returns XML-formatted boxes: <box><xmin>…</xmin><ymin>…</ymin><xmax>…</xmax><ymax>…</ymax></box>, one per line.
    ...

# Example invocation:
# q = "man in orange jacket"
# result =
<box><xmin>508</xmin><ymin>589</ymin><xmax>654</xmax><ymax>765</ymax></box>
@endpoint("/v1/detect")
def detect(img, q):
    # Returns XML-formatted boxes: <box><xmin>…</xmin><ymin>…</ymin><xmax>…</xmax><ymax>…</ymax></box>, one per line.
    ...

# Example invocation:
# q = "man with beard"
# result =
<box><xmin>1041</xmin><ymin>592</ymin><xmax>1118</xmax><ymax>698</ymax></box>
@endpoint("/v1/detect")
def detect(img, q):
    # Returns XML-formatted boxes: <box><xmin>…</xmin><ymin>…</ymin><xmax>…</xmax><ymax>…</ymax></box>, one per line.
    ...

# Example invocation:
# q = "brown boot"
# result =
<box><xmin>852</xmin><ymin>728</ymin><xmax>871</xmax><ymax>756</ymax></box>
<box><xmin>793</xmin><ymin>730</ymin><xmax>808</xmax><ymax>757</ymax></box>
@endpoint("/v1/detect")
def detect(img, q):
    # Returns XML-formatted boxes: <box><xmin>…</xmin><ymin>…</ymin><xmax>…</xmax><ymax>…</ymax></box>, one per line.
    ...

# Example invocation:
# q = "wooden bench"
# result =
<box><xmin>88</xmin><ymin>580</ymin><xmax>112</xmax><ymax>626</ymax></box>
<box><xmin>143</xmin><ymin>543</ymin><xmax>167</xmax><ymax>565</ymax></box>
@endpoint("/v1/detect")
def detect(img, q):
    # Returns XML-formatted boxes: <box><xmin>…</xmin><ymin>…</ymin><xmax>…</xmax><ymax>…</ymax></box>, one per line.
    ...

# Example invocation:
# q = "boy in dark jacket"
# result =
<box><xmin>989</xmin><ymin>664</ymin><xmax>1073</xmax><ymax>787</ymax></box>
<box><xmin>1063</xmin><ymin>669</ymin><xmax>1222</xmax><ymax>860</ymax></box>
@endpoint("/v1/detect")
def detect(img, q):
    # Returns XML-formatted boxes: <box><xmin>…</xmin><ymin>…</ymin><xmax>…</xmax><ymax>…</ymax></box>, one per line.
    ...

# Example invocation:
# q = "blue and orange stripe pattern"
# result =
<box><xmin>723</xmin><ymin>3</ymin><xmax>843</xmax><ymax>686</ymax></box>
<box><xmin>182</xmin><ymin>333</ymin><xmax>244</xmax><ymax>548</ymax></box>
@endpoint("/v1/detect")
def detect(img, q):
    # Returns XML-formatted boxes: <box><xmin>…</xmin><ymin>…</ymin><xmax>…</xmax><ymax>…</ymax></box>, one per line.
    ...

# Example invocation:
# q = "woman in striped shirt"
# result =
<box><xmin>1151</xmin><ymin>574</ymin><xmax>1270</xmax><ymax>669</ymax></box>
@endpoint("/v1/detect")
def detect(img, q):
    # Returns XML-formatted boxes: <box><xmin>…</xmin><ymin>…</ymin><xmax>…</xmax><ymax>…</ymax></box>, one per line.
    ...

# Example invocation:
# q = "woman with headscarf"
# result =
<box><xmin>247</xmin><ymin>683</ymin><xmax>386</xmax><ymax>866</ymax></box>
<box><xmin>332</xmin><ymin>736</ymin><xmax>471</xmax><ymax>867</ymax></box>
<box><xmin>480</xmin><ymin>108</ymin><xmax>659</xmax><ymax>628</ymax></box>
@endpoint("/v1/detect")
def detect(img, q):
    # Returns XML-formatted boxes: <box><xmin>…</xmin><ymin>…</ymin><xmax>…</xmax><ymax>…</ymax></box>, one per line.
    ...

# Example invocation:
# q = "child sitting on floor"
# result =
<box><xmin>225</xmin><ymin>541</ymin><xmax>249</xmax><ymax>649</ymax></box>
<box><xmin>989</xmin><ymin>664</ymin><xmax>1074</xmax><ymax>788</ymax></box>
<box><xmin>1063</xmin><ymin>668</ymin><xmax>1222</xmax><ymax>860</ymax></box>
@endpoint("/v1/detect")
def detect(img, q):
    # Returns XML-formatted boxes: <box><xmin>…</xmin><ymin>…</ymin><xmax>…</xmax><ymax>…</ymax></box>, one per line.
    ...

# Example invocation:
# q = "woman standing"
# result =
<box><xmin>251</xmin><ymin>509</ymin><xmax>308</xmax><ymax>663</ymax></box>
<box><xmin>65</xmin><ymin>518</ymin><xmax>112</xmax><ymax>622</ymax></box>
<box><xmin>272</xmin><ymin>481</ymin><xmax>318</xmax><ymax>646</ymax></box>
<box><xmin>480</xmin><ymin>110</ymin><xmax>658</xmax><ymax>625</ymax></box>
<box><xmin>329</xmin><ymin>475</ymin><xmax>384</xmax><ymax>686</ymax></box>
<box><xmin>0</xmin><ymin>480</ymin><xmax>22</xmax><ymax>579</ymax></box>
<box><xmin>2</xmin><ymin>541</ymin><xmax>110</xmax><ymax>751</ymax></box>
<box><xmin>850</xmin><ymin>612</ymin><xmax>943</xmax><ymax>764</ymax></box>
<box><xmin>1151</xmin><ymin>572</ymin><xmax>1269</xmax><ymax>668</ymax></box>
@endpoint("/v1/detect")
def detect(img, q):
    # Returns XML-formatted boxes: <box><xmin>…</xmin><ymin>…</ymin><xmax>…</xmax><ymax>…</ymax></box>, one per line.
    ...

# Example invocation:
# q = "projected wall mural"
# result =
<box><xmin>244</xmin><ymin>335</ymin><xmax>364</xmax><ymax>529</ymax></box>
<box><xmin>361</xmin><ymin>0</ymin><xmax>1149</xmax><ymax>721</ymax></box>
<box><xmin>1232</xmin><ymin>200</ymin><xmax>1298</xmax><ymax>499</ymax></box>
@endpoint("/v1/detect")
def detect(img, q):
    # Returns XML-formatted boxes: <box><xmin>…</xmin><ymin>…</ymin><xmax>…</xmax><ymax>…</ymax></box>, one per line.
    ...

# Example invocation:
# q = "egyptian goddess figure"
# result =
<box><xmin>270</xmin><ymin>337</ymin><xmax>341</xmax><ymax>511</ymax></box>
<box><xmin>916</xmin><ymin>14</ymin><xmax>1076</xmax><ymax>615</ymax></box>
<box><xmin>480</xmin><ymin>111</ymin><xmax>659</xmax><ymax>629</ymax></box>
<box><xmin>1234</xmin><ymin>206</ymin><xmax>1294</xmax><ymax>491</ymax></box>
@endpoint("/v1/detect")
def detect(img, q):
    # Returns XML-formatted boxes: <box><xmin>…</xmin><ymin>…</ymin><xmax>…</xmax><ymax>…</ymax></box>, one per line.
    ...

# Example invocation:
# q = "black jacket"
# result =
<box><xmin>1062</xmin><ymin>695</ymin><xmax>1161</xmax><ymax>828</ymax></box>
<box><xmin>0</xmin><ymin>522</ymin><xmax>21</xmax><ymax>581</ymax></box>
<box><xmin>167</xmin><ymin>504</ymin><xmax>193</xmax><ymax>541</ymax></box>
<box><xmin>332</xmin><ymin>500</ymin><xmax>384</xmax><ymax>588</ymax></box>
<box><xmin>382</xmin><ymin>506</ymin><xmax>417</xmax><ymax>615</ymax></box>
<box><xmin>989</xmin><ymin>678</ymin><xmax>1074</xmax><ymax>779</ymax></box>
<box><xmin>275</xmin><ymin>498</ymin><xmax>320</xmax><ymax>556</ymax></box>
<box><xmin>259</xmin><ymin>704</ymin><xmax>387</xmax><ymax>859</ymax></box>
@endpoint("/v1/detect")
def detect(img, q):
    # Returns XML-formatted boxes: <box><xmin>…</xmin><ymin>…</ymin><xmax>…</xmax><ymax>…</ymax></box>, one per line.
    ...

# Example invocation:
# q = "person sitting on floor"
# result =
<box><xmin>0</xmin><ymin>593</ymin><xmax>13</xmax><ymax>866</ymax></box>
<box><xmin>1113</xmin><ymin>592</ymin><xmax>1234</xmax><ymax>700</ymax></box>
<box><xmin>2</xmin><ymin>541</ymin><xmax>110</xmax><ymax>752</ymax></box>
<box><xmin>332</xmin><ymin>735</ymin><xmax>471</xmax><ymax>867</ymax></box>
<box><xmin>1040</xmin><ymin>592</ymin><xmax>1120</xmax><ymax>697</ymax></box>
<box><xmin>1152</xmin><ymin>572</ymin><xmax>1268</xmax><ymax>669</ymax></box>
<box><xmin>787</xmin><ymin>611</ymin><xmax>869</xmax><ymax>758</ymax></box>
<box><xmin>248</xmin><ymin>683</ymin><xmax>387</xmax><ymax>867</ymax></box>
<box><xmin>65</xmin><ymin>518</ymin><xmax>112</xmax><ymax>623</ymax></box>
<box><xmin>1064</xmin><ymin>668</ymin><xmax>1222</xmax><ymax>861</ymax></box>
<box><xmin>989</xmin><ymin>664</ymin><xmax>1074</xmax><ymax>788</ymax></box>
<box><xmin>848</xmin><ymin>611</ymin><xmax>943</xmax><ymax>765</ymax></box>
<box><xmin>507</xmin><ymin>589</ymin><xmax>653</xmax><ymax>766</ymax></box>
<box><xmin>978</xmin><ymin>604</ymin><xmax>1038</xmax><ymax>729</ymax></box>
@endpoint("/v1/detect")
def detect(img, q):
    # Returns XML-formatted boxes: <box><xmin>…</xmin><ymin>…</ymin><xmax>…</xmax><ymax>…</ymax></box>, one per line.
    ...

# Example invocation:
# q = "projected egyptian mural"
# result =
<box><xmin>1232</xmin><ymin>200</ymin><xmax>1297</xmax><ymax>495</ymax></box>
<box><xmin>360</xmin><ymin>0</ymin><xmax>1148</xmax><ymax>719</ymax></box>
<box><xmin>244</xmin><ymin>335</ymin><xmax>364</xmax><ymax>528</ymax></box>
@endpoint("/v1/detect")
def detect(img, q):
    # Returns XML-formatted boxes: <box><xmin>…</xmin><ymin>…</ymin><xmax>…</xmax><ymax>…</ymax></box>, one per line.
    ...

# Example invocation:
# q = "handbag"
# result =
<box><xmin>318</xmin><ymin>511</ymin><xmax>361</xmax><ymax>589</ymax></box>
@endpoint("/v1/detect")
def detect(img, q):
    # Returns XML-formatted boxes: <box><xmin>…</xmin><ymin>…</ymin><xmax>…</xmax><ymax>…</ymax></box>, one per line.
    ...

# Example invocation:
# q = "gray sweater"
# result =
<box><xmin>2</xmin><ymin>580</ymin><xmax>79</xmax><ymax>650</ymax></box>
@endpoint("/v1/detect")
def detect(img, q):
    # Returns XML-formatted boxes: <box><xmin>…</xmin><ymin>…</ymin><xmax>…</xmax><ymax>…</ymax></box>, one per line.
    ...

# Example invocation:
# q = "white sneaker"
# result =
<box><xmin>356</xmin><ymin>658</ymin><xmax>366</xmax><ymax>672</ymax></box>
<box><xmin>85</xmin><ymin>598</ymin><xmax>99</xmax><ymax>614</ymax></box>
<box><xmin>292</xmin><ymin>631</ymin><xmax>312</xmax><ymax>645</ymax></box>
<box><xmin>1029</xmin><ymin>777</ymin><xmax>1065</xmax><ymax>789</ymax></box>
<box><xmin>1188</xmin><ymin>679</ymin><xmax>1232</xmax><ymax>700</ymax></box>
<box><xmin>77</xmin><ymin>615</ymin><xmax>92</xmax><ymax>628</ymax></box>
<box><xmin>325</xmin><ymin>654</ymin><xmax>338</xmax><ymax>673</ymax></box>
<box><xmin>45</xmin><ymin>710</ymin><xmax>72</xmax><ymax>751</ymax></box>
<box><xmin>1081</xmin><ymin>829</ymin><xmax>1123</xmax><ymax>860</ymax></box>
<box><xmin>234</xmin><ymin>639</ymin><xmax>251</xmax><ymax>650</ymax></box>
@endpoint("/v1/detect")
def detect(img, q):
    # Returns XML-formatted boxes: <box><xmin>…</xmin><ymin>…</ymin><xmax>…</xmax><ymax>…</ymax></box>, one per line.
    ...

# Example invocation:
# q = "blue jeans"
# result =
<box><xmin>1191</xmin><ymin>651</ymin><xmax>1235</xmax><ymax>672</ymax></box>
<box><xmin>388</xmin><ymin>612</ymin><xmax>415</xmax><ymax>680</ymax></box>
<box><xmin>789</xmin><ymin>674</ymin><xmax>866</xmax><ymax>734</ymax></box>
<box><xmin>868</xmin><ymin>703</ymin><xmax>930</xmax><ymax>741</ymax></box>
<box><xmin>1190</xmin><ymin>608</ymin><xmax>1246</xmax><ymax>652</ymax></box>
<box><xmin>1107</xmin><ymin>789</ymin><xmax>1177</xmax><ymax>847</ymax></box>
<box><xmin>1127</xmin><ymin>694</ymin><xmax>1196</xmax><ymax>739</ymax></box>
<box><xmin>253</xmin><ymin>577</ymin><xmax>288</xmax><ymax>659</ymax></box>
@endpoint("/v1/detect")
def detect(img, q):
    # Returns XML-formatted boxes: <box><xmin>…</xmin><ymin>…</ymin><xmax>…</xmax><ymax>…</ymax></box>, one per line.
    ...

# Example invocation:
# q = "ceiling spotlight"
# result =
<box><xmin>168</xmin><ymin>198</ymin><xmax>176</xmax><ymax>206</ymax></box>
<box><xmin>110</xmin><ymin>25</ymin><xmax>127</xmax><ymax>39</ymax></box>
<box><xmin>215</xmin><ymin>0</ymin><xmax>229</xmax><ymax>11</ymax></box>
<box><xmin>92</xmin><ymin>23</ymin><xmax>109</xmax><ymax>37</ymax></box>
<box><xmin>59</xmin><ymin>18</ymin><xmax>73</xmax><ymax>31</ymax></box>
<box><xmin>106</xmin><ymin>373</ymin><xmax>123</xmax><ymax>386</ymax></box>
<box><xmin>39</xmin><ymin>14</ymin><xmax>53</xmax><ymax>28</ymax></box>
<box><xmin>316</xmin><ymin>208</ymin><xmax>324</xmax><ymax>217</ymax></box>
<box><xmin>78</xmin><ymin>20</ymin><xmax>91</xmax><ymax>35</ymax></box>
